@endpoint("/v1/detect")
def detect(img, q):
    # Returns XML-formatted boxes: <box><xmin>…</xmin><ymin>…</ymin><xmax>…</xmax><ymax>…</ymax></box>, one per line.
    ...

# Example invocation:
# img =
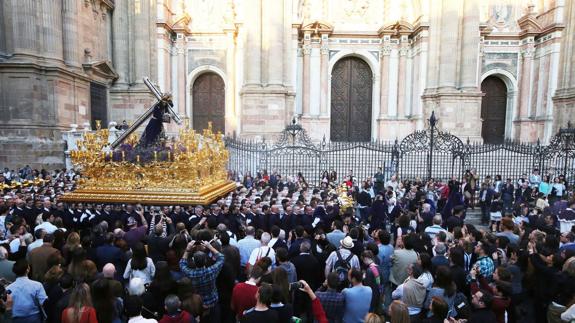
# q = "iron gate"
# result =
<box><xmin>225</xmin><ymin>116</ymin><xmax>575</xmax><ymax>187</ymax></box>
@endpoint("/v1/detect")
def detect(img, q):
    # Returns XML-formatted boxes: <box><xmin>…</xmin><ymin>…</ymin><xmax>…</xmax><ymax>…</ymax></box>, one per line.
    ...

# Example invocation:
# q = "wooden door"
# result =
<box><xmin>481</xmin><ymin>76</ymin><xmax>507</xmax><ymax>144</ymax></box>
<box><xmin>192</xmin><ymin>72</ymin><xmax>225</xmax><ymax>134</ymax></box>
<box><xmin>330</xmin><ymin>57</ymin><xmax>372</xmax><ymax>142</ymax></box>
<box><xmin>90</xmin><ymin>82</ymin><xmax>107</xmax><ymax>129</ymax></box>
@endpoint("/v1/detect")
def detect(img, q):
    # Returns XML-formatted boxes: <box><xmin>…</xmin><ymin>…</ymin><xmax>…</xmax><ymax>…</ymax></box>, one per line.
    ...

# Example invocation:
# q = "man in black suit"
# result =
<box><xmin>515</xmin><ymin>181</ymin><xmax>533</xmax><ymax>205</ymax></box>
<box><xmin>291</xmin><ymin>240</ymin><xmax>322</xmax><ymax>291</ymax></box>
<box><xmin>478</xmin><ymin>183</ymin><xmax>495</xmax><ymax>225</ymax></box>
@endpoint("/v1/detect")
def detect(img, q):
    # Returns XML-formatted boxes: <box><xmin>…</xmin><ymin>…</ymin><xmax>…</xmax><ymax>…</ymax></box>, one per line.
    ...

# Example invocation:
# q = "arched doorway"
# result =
<box><xmin>330</xmin><ymin>57</ymin><xmax>372</xmax><ymax>142</ymax></box>
<box><xmin>192</xmin><ymin>72</ymin><xmax>225</xmax><ymax>134</ymax></box>
<box><xmin>481</xmin><ymin>76</ymin><xmax>507</xmax><ymax>144</ymax></box>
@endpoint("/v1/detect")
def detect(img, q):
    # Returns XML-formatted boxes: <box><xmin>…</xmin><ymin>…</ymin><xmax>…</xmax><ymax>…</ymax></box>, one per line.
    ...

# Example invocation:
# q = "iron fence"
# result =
<box><xmin>225</xmin><ymin>114</ymin><xmax>575</xmax><ymax>187</ymax></box>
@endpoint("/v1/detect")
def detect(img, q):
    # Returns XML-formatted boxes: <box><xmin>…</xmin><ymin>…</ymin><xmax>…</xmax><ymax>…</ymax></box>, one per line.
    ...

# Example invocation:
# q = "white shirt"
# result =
<box><xmin>34</xmin><ymin>221</ymin><xmax>58</xmax><ymax>234</ymax></box>
<box><xmin>248</xmin><ymin>245</ymin><xmax>276</xmax><ymax>266</ymax></box>
<box><xmin>28</xmin><ymin>239</ymin><xmax>43</xmax><ymax>252</ymax></box>
<box><xmin>128</xmin><ymin>316</ymin><xmax>157</xmax><ymax>323</ymax></box>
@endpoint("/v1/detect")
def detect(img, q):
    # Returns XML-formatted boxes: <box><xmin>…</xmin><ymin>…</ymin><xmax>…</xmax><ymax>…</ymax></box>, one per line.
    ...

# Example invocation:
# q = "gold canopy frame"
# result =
<box><xmin>61</xmin><ymin>120</ymin><xmax>236</xmax><ymax>206</ymax></box>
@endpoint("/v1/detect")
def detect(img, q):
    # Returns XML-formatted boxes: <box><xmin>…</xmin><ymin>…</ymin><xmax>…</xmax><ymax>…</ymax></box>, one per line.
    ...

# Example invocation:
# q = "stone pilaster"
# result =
<box><xmin>438</xmin><ymin>0</ymin><xmax>459</xmax><ymax>89</ymax></box>
<box><xmin>265</xmin><ymin>0</ymin><xmax>283</xmax><ymax>86</ymax></box>
<box><xmin>132</xmin><ymin>0</ymin><xmax>152</xmax><ymax>86</ymax></box>
<box><xmin>397</xmin><ymin>36</ymin><xmax>409</xmax><ymax>118</ymax></box>
<box><xmin>460</xmin><ymin>0</ymin><xmax>480</xmax><ymax>90</ymax></box>
<box><xmin>243</xmin><ymin>0</ymin><xmax>261</xmax><ymax>85</ymax></box>
<box><xmin>319</xmin><ymin>35</ymin><xmax>329</xmax><ymax>116</ymax></box>
<box><xmin>301</xmin><ymin>34</ymin><xmax>311</xmax><ymax>116</ymax></box>
<box><xmin>553</xmin><ymin>0</ymin><xmax>575</xmax><ymax>134</ymax></box>
<box><xmin>112</xmin><ymin>0</ymin><xmax>129</xmax><ymax>85</ymax></box>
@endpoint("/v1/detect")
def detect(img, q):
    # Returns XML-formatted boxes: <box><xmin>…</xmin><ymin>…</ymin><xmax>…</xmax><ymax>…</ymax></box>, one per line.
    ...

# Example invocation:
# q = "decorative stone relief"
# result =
<box><xmin>482</xmin><ymin>52</ymin><xmax>519</xmax><ymax>78</ymax></box>
<box><xmin>187</xmin><ymin>49</ymin><xmax>226</xmax><ymax>73</ymax></box>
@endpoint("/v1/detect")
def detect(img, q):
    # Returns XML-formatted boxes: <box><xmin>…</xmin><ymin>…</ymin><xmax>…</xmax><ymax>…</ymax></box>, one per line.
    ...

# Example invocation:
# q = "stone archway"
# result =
<box><xmin>330</xmin><ymin>57</ymin><xmax>373</xmax><ymax>142</ymax></box>
<box><xmin>191</xmin><ymin>72</ymin><xmax>225</xmax><ymax>133</ymax></box>
<box><xmin>481</xmin><ymin>76</ymin><xmax>507</xmax><ymax>144</ymax></box>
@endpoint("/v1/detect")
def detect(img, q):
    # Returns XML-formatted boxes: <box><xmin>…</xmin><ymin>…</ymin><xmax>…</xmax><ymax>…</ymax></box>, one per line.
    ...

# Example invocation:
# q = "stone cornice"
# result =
<box><xmin>553</xmin><ymin>88</ymin><xmax>575</xmax><ymax>101</ymax></box>
<box><xmin>0</xmin><ymin>61</ymin><xmax>93</xmax><ymax>83</ymax></box>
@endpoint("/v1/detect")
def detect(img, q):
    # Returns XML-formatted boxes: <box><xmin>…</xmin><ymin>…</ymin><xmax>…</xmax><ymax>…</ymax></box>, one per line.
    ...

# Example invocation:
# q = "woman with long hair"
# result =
<box><xmin>62</xmin><ymin>283</ymin><xmax>97</xmax><ymax>323</ymax></box>
<box><xmin>389</xmin><ymin>300</ymin><xmax>410</xmax><ymax>323</ymax></box>
<box><xmin>123</xmin><ymin>242</ymin><xmax>156</xmax><ymax>284</ymax></box>
<box><xmin>67</xmin><ymin>247</ymin><xmax>97</xmax><ymax>283</ymax></box>
<box><xmin>271</xmin><ymin>267</ymin><xmax>290</xmax><ymax>304</ymax></box>
<box><xmin>91</xmin><ymin>278</ymin><xmax>122</xmax><ymax>323</ymax></box>
<box><xmin>63</xmin><ymin>232</ymin><xmax>81</xmax><ymax>265</ymax></box>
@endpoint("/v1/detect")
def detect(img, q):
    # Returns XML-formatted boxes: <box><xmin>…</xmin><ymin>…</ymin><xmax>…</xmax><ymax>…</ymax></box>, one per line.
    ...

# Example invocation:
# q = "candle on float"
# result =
<box><xmin>167</xmin><ymin>151</ymin><xmax>171</xmax><ymax>161</ymax></box>
<box><xmin>154</xmin><ymin>151</ymin><xmax>158</xmax><ymax>162</ymax></box>
<box><xmin>122</xmin><ymin>151</ymin><xmax>125</xmax><ymax>161</ymax></box>
<box><xmin>136</xmin><ymin>155</ymin><xmax>140</xmax><ymax>163</ymax></box>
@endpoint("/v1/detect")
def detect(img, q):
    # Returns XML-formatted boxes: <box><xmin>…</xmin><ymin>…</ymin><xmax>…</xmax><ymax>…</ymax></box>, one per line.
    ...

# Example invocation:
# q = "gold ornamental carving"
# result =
<box><xmin>61</xmin><ymin>121</ymin><xmax>235</xmax><ymax>205</ymax></box>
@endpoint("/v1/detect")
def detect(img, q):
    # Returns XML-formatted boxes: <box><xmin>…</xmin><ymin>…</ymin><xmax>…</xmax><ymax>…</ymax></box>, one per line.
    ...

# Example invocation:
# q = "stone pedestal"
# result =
<box><xmin>109</xmin><ymin>88</ymin><xmax>156</xmax><ymax>127</ymax></box>
<box><xmin>552</xmin><ymin>88</ymin><xmax>575</xmax><ymax>133</ymax></box>
<box><xmin>300</xmin><ymin>116</ymin><xmax>330</xmax><ymax>141</ymax></box>
<box><xmin>240</xmin><ymin>86</ymin><xmax>293</xmax><ymax>137</ymax></box>
<box><xmin>421</xmin><ymin>90</ymin><xmax>484</xmax><ymax>141</ymax></box>
<box><xmin>377</xmin><ymin>118</ymin><xmax>418</xmax><ymax>141</ymax></box>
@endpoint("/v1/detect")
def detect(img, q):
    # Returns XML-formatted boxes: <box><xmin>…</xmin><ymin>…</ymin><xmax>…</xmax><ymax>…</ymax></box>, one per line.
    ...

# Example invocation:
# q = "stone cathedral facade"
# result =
<box><xmin>0</xmin><ymin>0</ymin><xmax>574</xmax><ymax>168</ymax></box>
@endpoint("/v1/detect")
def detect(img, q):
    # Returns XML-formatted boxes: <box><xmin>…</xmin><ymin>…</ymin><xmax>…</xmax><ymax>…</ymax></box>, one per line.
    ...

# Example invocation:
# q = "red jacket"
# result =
<box><xmin>159</xmin><ymin>310</ymin><xmax>194</xmax><ymax>323</ymax></box>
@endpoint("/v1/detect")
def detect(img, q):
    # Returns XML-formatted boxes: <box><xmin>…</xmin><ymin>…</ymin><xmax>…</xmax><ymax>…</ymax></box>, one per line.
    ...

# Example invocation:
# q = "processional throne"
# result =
<box><xmin>61</xmin><ymin>78</ymin><xmax>236</xmax><ymax>205</ymax></box>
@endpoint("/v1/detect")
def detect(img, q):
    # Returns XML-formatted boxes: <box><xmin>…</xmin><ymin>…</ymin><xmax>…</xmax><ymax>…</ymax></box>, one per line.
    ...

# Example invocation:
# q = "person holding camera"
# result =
<box><xmin>179</xmin><ymin>239</ymin><xmax>224</xmax><ymax>323</ymax></box>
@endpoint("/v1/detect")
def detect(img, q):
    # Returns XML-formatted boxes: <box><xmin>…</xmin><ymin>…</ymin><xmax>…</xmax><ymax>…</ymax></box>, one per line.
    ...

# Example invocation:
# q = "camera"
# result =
<box><xmin>289</xmin><ymin>282</ymin><xmax>303</xmax><ymax>291</ymax></box>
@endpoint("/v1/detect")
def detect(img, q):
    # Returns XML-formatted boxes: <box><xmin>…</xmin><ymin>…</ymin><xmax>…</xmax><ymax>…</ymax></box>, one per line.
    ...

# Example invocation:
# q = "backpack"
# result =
<box><xmin>245</xmin><ymin>247</ymin><xmax>271</xmax><ymax>275</ymax></box>
<box><xmin>333</xmin><ymin>250</ymin><xmax>354</xmax><ymax>283</ymax></box>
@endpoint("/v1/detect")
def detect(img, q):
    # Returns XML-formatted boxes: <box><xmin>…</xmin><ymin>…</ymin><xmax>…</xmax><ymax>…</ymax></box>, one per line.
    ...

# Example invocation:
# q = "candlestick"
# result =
<box><xmin>136</xmin><ymin>155</ymin><xmax>140</xmax><ymax>163</ymax></box>
<box><xmin>154</xmin><ymin>151</ymin><xmax>158</xmax><ymax>162</ymax></box>
<box><xmin>122</xmin><ymin>151</ymin><xmax>125</xmax><ymax>161</ymax></box>
<box><xmin>167</xmin><ymin>151</ymin><xmax>171</xmax><ymax>161</ymax></box>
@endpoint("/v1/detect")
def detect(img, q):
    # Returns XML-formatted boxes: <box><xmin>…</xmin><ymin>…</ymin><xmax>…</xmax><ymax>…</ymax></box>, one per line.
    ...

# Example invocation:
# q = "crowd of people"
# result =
<box><xmin>0</xmin><ymin>166</ymin><xmax>574</xmax><ymax>323</ymax></box>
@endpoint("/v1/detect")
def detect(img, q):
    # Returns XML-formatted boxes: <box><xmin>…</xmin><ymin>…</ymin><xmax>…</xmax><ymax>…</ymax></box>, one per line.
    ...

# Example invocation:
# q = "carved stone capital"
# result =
<box><xmin>521</xmin><ymin>48</ymin><xmax>534</xmax><ymax>58</ymax></box>
<box><xmin>399</xmin><ymin>46</ymin><xmax>409</xmax><ymax>56</ymax></box>
<box><xmin>380</xmin><ymin>45</ymin><xmax>392</xmax><ymax>56</ymax></box>
<box><xmin>302</xmin><ymin>44</ymin><xmax>312</xmax><ymax>55</ymax></box>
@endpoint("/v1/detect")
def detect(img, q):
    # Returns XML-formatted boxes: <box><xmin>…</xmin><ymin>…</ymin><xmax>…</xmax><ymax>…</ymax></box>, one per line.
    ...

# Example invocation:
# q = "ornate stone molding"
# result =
<box><xmin>300</xmin><ymin>20</ymin><xmax>333</xmax><ymax>38</ymax></box>
<box><xmin>378</xmin><ymin>20</ymin><xmax>414</xmax><ymax>37</ymax></box>
<box><xmin>302</xmin><ymin>44</ymin><xmax>312</xmax><ymax>55</ymax></box>
<box><xmin>171</xmin><ymin>13</ymin><xmax>192</xmax><ymax>34</ymax></box>
<box><xmin>517</xmin><ymin>11</ymin><xmax>542</xmax><ymax>38</ymax></box>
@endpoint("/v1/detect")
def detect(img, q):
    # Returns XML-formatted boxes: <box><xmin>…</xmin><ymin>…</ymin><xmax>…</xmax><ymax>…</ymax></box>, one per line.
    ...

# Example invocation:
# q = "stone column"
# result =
<box><xmin>319</xmin><ymin>35</ymin><xmax>329</xmax><ymax>116</ymax></box>
<box><xmin>301</xmin><ymin>35</ymin><xmax>311</xmax><ymax>116</ymax></box>
<box><xmin>133</xmin><ymin>0</ymin><xmax>151</xmax><ymax>85</ymax></box>
<box><xmin>62</xmin><ymin>0</ymin><xmax>79</xmax><ymax>67</ymax></box>
<box><xmin>379</xmin><ymin>41</ymin><xmax>391</xmax><ymax>118</ymax></box>
<box><xmin>12</xmin><ymin>0</ymin><xmax>38</xmax><ymax>56</ymax></box>
<box><xmin>40</xmin><ymin>0</ymin><xmax>63</xmax><ymax>60</ymax></box>
<box><xmin>112</xmin><ymin>0</ymin><xmax>129</xmax><ymax>85</ymax></box>
<box><xmin>460</xmin><ymin>0</ymin><xmax>480</xmax><ymax>89</ymax></box>
<box><xmin>244</xmin><ymin>0</ymin><xmax>261</xmax><ymax>85</ymax></box>
<box><xmin>438</xmin><ymin>0</ymin><xmax>459</xmax><ymax>89</ymax></box>
<box><xmin>396</xmin><ymin>36</ymin><xmax>409</xmax><ymax>118</ymax></box>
